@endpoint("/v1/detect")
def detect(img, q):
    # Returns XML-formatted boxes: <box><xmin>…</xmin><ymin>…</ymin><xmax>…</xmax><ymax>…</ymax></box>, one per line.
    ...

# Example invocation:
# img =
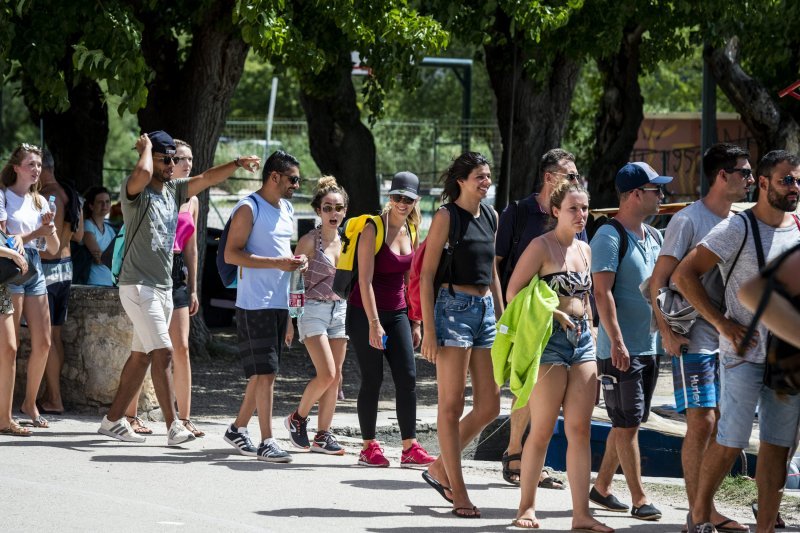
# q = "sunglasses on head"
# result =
<box><xmin>725</xmin><ymin>167</ymin><xmax>753</xmax><ymax>178</ymax></box>
<box><xmin>17</xmin><ymin>143</ymin><xmax>40</xmax><ymax>152</ymax></box>
<box><xmin>157</xmin><ymin>155</ymin><xmax>180</xmax><ymax>165</ymax></box>
<box><xmin>391</xmin><ymin>194</ymin><xmax>415</xmax><ymax>204</ymax></box>
<box><xmin>778</xmin><ymin>175</ymin><xmax>800</xmax><ymax>187</ymax></box>
<box><xmin>321</xmin><ymin>204</ymin><xmax>346</xmax><ymax>213</ymax></box>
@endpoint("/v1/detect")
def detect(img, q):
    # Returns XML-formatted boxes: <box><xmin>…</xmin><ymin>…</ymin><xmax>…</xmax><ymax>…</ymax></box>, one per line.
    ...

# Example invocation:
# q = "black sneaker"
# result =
<box><xmin>257</xmin><ymin>439</ymin><xmax>293</xmax><ymax>463</ymax></box>
<box><xmin>311</xmin><ymin>430</ymin><xmax>345</xmax><ymax>455</ymax></box>
<box><xmin>631</xmin><ymin>503</ymin><xmax>662</xmax><ymax>521</ymax></box>
<box><xmin>223</xmin><ymin>424</ymin><xmax>257</xmax><ymax>457</ymax></box>
<box><xmin>284</xmin><ymin>412</ymin><xmax>310</xmax><ymax>449</ymax></box>
<box><xmin>589</xmin><ymin>487</ymin><xmax>629</xmax><ymax>512</ymax></box>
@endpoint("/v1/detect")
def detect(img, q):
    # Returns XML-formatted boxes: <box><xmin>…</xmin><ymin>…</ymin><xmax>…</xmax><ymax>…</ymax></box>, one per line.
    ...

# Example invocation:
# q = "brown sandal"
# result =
<box><xmin>127</xmin><ymin>416</ymin><xmax>153</xmax><ymax>435</ymax></box>
<box><xmin>1</xmin><ymin>420</ymin><xmax>32</xmax><ymax>436</ymax></box>
<box><xmin>181</xmin><ymin>419</ymin><xmax>205</xmax><ymax>438</ymax></box>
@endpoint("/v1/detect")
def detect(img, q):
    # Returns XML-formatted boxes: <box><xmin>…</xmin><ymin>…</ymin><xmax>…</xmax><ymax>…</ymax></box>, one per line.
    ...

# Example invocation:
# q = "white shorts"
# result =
<box><xmin>119</xmin><ymin>284</ymin><xmax>174</xmax><ymax>354</ymax></box>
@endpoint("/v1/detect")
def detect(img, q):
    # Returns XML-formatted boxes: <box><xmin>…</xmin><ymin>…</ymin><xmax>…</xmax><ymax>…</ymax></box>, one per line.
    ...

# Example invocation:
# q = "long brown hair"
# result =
<box><xmin>1</xmin><ymin>143</ymin><xmax>44</xmax><ymax>209</ymax></box>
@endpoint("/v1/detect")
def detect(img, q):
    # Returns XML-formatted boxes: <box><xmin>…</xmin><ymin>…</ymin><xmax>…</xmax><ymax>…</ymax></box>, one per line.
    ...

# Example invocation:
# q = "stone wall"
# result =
<box><xmin>15</xmin><ymin>285</ymin><xmax>157</xmax><ymax>412</ymax></box>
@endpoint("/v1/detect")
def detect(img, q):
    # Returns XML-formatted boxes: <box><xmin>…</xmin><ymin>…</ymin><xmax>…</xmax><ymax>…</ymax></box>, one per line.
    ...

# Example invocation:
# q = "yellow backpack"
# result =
<box><xmin>332</xmin><ymin>214</ymin><xmax>416</xmax><ymax>299</ymax></box>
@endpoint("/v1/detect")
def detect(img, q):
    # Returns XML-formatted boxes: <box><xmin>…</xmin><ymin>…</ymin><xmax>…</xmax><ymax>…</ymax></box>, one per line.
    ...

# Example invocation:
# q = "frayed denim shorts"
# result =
<box><xmin>297</xmin><ymin>298</ymin><xmax>348</xmax><ymax>343</ymax></box>
<box><xmin>433</xmin><ymin>287</ymin><xmax>496</xmax><ymax>349</ymax></box>
<box><xmin>7</xmin><ymin>248</ymin><xmax>46</xmax><ymax>297</ymax></box>
<box><xmin>540</xmin><ymin>316</ymin><xmax>595</xmax><ymax>366</ymax></box>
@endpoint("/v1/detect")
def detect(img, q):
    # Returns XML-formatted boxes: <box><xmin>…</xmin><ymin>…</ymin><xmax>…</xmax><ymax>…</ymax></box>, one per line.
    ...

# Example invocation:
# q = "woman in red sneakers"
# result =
<box><xmin>348</xmin><ymin>171</ymin><xmax>436</xmax><ymax>468</ymax></box>
<box><xmin>284</xmin><ymin>176</ymin><xmax>349</xmax><ymax>455</ymax></box>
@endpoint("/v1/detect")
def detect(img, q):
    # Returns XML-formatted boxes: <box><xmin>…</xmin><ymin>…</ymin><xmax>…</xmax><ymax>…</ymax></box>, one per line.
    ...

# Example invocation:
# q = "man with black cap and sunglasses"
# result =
<box><xmin>589</xmin><ymin>162</ymin><xmax>671</xmax><ymax>522</ymax></box>
<box><xmin>99</xmin><ymin>131</ymin><xmax>260</xmax><ymax>446</ymax></box>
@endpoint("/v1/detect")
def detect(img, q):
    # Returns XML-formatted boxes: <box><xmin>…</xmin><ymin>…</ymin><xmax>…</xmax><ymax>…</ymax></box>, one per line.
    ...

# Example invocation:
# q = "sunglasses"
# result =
<box><xmin>278</xmin><ymin>172</ymin><xmax>301</xmax><ymax>185</ymax></box>
<box><xmin>157</xmin><ymin>156</ymin><xmax>180</xmax><ymax>165</ymax></box>
<box><xmin>321</xmin><ymin>204</ymin><xmax>346</xmax><ymax>213</ymax></box>
<box><xmin>638</xmin><ymin>186</ymin><xmax>663</xmax><ymax>194</ymax></box>
<box><xmin>391</xmin><ymin>194</ymin><xmax>415</xmax><ymax>204</ymax></box>
<box><xmin>17</xmin><ymin>143</ymin><xmax>41</xmax><ymax>152</ymax></box>
<box><xmin>778</xmin><ymin>175</ymin><xmax>800</xmax><ymax>187</ymax></box>
<box><xmin>551</xmin><ymin>171</ymin><xmax>583</xmax><ymax>182</ymax></box>
<box><xmin>725</xmin><ymin>167</ymin><xmax>753</xmax><ymax>178</ymax></box>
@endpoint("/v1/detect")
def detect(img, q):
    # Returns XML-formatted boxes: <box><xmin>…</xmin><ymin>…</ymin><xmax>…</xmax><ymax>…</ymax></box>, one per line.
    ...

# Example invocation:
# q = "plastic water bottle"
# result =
<box><xmin>36</xmin><ymin>196</ymin><xmax>57</xmax><ymax>251</ymax></box>
<box><xmin>288</xmin><ymin>257</ymin><xmax>305</xmax><ymax>318</ymax></box>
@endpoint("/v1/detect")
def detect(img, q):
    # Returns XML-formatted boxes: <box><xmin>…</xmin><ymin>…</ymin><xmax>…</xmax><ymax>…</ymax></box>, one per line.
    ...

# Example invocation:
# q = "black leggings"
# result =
<box><xmin>347</xmin><ymin>305</ymin><xmax>417</xmax><ymax>440</ymax></box>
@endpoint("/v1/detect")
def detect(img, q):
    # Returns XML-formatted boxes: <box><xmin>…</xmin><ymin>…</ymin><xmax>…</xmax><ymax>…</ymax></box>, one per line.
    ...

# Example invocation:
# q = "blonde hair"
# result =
<box><xmin>1</xmin><ymin>143</ymin><xmax>44</xmax><ymax>210</ymax></box>
<box><xmin>311</xmin><ymin>175</ymin><xmax>348</xmax><ymax>210</ymax></box>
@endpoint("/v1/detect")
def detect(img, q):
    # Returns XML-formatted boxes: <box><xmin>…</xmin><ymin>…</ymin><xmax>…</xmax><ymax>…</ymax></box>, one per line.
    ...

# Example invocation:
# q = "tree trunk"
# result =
<box><xmin>484</xmin><ymin>20</ymin><xmax>580</xmax><ymax>212</ymax></box>
<box><xmin>588</xmin><ymin>24</ymin><xmax>645</xmax><ymax>209</ymax></box>
<box><xmin>29</xmin><ymin>77</ymin><xmax>108</xmax><ymax>194</ymax></box>
<box><xmin>135</xmin><ymin>1</ymin><xmax>249</xmax><ymax>357</ymax></box>
<box><xmin>298</xmin><ymin>52</ymin><xmax>380</xmax><ymax>217</ymax></box>
<box><xmin>705</xmin><ymin>39</ymin><xmax>800</xmax><ymax>155</ymax></box>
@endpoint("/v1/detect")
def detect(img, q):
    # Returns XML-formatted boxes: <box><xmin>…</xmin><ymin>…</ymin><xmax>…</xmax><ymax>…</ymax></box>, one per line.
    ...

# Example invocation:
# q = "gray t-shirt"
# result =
<box><xmin>118</xmin><ymin>177</ymin><xmax>189</xmax><ymax>289</ymax></box>
<box><xmin>700</xmin><ymin>213</ymin><xmax>800</xmax><ymax>363</ymax></box>
<box><xmin>659</xmin><ymin>200</ymin><xmax>728</xmax><ymax>354</ymax></box>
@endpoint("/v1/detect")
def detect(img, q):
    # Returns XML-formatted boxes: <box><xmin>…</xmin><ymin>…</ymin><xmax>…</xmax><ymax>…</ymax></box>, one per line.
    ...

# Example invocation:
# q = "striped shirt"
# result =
<box><xmin>304</xmin><ymin>228</ymin><xmax>340</xmax><ymax>301</ymax></box>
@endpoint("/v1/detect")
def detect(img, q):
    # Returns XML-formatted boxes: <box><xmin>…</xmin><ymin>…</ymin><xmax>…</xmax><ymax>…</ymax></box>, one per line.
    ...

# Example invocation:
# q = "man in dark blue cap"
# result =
<box><xmin>588</xmin><ymin>162</ymin><xmax>671</xmax><ymax>522</ymax></box>
<box><xmin>99</xmin><ymin>130</ymin><xmax>260</xmax><ymax>445</ymax></box>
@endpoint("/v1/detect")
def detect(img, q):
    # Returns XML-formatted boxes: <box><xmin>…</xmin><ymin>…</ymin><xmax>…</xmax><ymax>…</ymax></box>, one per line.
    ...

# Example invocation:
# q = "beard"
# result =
<box><xmin>767</xmin><ymin>183</ymin><xmax>798</xmax><ymax>212</ymax></box>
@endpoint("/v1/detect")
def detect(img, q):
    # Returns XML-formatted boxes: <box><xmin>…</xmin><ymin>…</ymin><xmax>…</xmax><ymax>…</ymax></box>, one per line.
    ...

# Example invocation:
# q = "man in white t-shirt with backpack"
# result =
<box><xmin>675</xmin><ymin>149</ymin><xmax>800</xmax><ymax>533</ymax></box>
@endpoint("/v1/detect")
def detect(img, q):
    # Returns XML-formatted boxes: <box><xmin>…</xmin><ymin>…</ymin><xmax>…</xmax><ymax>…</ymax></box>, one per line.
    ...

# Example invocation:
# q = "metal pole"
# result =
<box><xmin>265</xmin><ymin>77</ymin><xmax>279</xmax><ymax>161</ymax></box>
<box><xmin>701</xmin><ymin>49</ymin><xmax>717</xmax><ymax>197</ymax></box>
<box><xmin>462</xmin><ymin>65</ymin><xmax>472</xmax><ymax>153</ymax></box>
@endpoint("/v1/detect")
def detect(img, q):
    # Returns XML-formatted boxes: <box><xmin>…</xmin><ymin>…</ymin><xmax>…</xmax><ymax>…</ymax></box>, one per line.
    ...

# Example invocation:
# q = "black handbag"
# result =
<box><xmin>0</xmin><ymin>228</ymin><xmax>35</xmax><ymax>286</ymax></box>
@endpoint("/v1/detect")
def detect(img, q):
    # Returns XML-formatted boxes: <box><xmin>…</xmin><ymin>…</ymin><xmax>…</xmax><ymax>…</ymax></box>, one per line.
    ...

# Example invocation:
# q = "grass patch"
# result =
<box><xmin>717</xmin><ymin>475</ymin><xmax>758</xmax><ymax>507</ymax></box>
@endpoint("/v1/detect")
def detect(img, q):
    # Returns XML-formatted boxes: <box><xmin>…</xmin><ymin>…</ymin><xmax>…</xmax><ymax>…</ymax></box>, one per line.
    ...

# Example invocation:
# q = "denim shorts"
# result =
<box><xmin>717</xmin><ymin>354</ymin><xmax>800</xmax><ymax>449</ymax></box>
<box><xmin>540</xmin><ymin>317</ymin><xmax>595</xmax><ymax>366</ymax></box>
<box><xmin>7</xmin><ymin>248</ymin><xmax>47</xmax><ymax>296</ymax></box>
<box><xmin>434</xmin><ymin>287</ymin><xmax>496</xmax><ymax>349</ymax></box>
<box><xmin>298</xmin><ymin>299</ymin><xmax>348</xmax><ymax>343</ymax></box>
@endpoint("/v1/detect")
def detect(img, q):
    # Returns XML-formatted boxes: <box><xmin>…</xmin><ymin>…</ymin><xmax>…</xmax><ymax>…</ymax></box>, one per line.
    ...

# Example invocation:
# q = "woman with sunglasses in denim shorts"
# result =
<box><xmin>0</xmin><ymin>143</ymin><xmax>59</xmax><ymax>429</ymax></box>
<box><xmin>282</xmin><ymin>176</ymin><xmax>350</xmax><ymax>455</ymax></box>
<box><xmin>348</xmin><ymin>171</ymin><xmax>436</xmax><ymax>468</ymax></box>
<box><xmin>419</xmin><ymin>152</ymin><xmax>502</xmax><ymax>519</ymax></box>
<box><xmin>506</xmin><ymin>181</ymin><xmax>611</xmax><ymax>532</ymax></box>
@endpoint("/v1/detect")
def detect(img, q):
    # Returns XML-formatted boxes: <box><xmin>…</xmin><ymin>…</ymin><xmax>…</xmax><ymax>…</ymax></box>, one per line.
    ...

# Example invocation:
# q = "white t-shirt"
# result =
<box><xmin>700</xmin><ymin>212</ymin><xmax>800</xmax><ymax>363</ymax></box>
<box><xmin>0</xmin><ymin>188</ymin><xmax>51</xmax><ymax>249</ymax></box>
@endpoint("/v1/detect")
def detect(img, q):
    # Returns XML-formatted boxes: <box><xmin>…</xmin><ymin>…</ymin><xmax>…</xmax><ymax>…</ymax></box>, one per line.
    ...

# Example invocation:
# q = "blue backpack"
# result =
<box><xmin>216</xmin><ymin>193</ymin><xmax>260</xmax><ymax>288</ymax></box>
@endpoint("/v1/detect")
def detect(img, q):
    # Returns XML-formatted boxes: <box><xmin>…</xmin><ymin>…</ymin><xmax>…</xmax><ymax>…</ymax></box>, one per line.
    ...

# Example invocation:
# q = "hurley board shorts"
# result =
<box><xmin>672</xmin><ymin>353</ymin><xmax>720</xmax><ymax>413</ymax></box>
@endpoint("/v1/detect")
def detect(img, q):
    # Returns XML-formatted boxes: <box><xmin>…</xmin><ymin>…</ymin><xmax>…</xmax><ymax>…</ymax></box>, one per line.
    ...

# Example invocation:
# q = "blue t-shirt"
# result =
<box><xmin>84</xmin><ymin>219</ymin><xmax>116</xmax><ymax>287</ymax></box>
<box><xmin>590</xmin><ymin>222</ymin><xmax>661</xmax><ymax>358</ymax></box>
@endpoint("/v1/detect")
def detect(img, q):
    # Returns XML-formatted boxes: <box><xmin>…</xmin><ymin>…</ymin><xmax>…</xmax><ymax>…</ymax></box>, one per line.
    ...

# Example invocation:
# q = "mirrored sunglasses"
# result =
<box><xmin>390</xmin><ymin>194</ymin><xmax>415</xmax><ymax>204</ymax></box>
<box><xmin>321</xmin><ymin>204</ymin><xmax>346</xmax><ymax>213</ymax></box>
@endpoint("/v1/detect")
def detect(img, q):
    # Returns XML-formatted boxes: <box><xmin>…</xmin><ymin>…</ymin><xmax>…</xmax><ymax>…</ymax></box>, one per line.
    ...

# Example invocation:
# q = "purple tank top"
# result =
<box><xmin>349</xmin><ymin>242</ymin><xmax>413</xmax><ymax>311</ymax></box>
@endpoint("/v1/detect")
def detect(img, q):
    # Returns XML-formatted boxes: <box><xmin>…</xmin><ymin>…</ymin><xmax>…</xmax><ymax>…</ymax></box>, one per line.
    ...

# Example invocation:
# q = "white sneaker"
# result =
<box><xmin>167</xmin><ymin>419</ymin><xmax>196</xmax><ymax>446</ymax></box>
<box><xmin>98</xmin><ymin>415</ymin><xmax>145</xmax><ymax>443</ymax></box>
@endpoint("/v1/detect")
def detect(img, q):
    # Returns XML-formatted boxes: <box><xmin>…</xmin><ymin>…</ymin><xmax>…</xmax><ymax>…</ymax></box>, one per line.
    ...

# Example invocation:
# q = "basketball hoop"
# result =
<box><xmin>779</xmin><ymin>80</ymin><xmax>800</xmax><ymax>100</ymax></box>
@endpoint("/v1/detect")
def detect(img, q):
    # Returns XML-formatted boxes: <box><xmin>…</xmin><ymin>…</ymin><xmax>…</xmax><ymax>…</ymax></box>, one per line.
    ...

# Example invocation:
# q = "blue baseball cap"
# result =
<box><xmin>147</xmin><ymin>130</ymin><xmax>176</xmax><ymax>155</ymax></box>
<box><xmin>615</xmin><ymin>162</ymin><xmax>672</xmax><ymax>193</ymax></box>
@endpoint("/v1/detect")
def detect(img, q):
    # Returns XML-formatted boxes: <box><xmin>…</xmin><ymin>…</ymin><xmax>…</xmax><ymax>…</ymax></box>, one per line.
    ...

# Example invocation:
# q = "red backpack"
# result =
<box><xmin>408</xmin><ymin>202</ymin><xmax>493</xmax><ymax>321</ymax></box>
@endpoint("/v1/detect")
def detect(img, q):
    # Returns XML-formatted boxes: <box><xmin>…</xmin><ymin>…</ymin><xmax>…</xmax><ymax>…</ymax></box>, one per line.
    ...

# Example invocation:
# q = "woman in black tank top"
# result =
<box><xmin>419</xmin><ymin>152</ymin><xmax>502</xmax><ymax>518</ymax></box>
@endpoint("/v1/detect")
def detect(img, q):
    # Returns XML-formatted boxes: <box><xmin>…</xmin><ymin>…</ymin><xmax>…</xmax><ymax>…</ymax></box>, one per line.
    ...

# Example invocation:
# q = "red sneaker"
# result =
<box><xmin>358</xmin><ymin>441</ymin><xmax>390</xmax><ymax>467</ymax></box>
<box><xmin>400</xmin><ymin>442</ymin><xmax>436</xmax><ymax>467</ymax></box>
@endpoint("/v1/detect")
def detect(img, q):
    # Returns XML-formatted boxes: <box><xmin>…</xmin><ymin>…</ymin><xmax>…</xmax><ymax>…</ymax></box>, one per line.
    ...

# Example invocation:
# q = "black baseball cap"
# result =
<box><xmin>388</xmin><ymin>171</ymin><xmax>420</xmax><ymax>200</ymax></box>
<box><xmin>147</xmin><ymin>130</ymin><xmax>176</xmax><ymax>155</ymax></box>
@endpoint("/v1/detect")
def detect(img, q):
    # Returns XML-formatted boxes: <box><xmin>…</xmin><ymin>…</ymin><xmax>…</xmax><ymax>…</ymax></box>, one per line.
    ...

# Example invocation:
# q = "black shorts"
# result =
<box><xmin>47</xmin><ymin>280</ymin><xmax>72</xmax><ymax>326</ymax></box>
<box><xmin>172</xmin><ymin>284</ymin><xmax>189</xmax><ymax>309</ymax></box>
<box><xmin>598</xmin><ymin>355</ymin><xmax>659</xmax><ymax>428</ymax></box>
<box><xmin>236</xmin><ymin>307</ymin><xmax>288</xmax><ymax>378</ymax></box>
